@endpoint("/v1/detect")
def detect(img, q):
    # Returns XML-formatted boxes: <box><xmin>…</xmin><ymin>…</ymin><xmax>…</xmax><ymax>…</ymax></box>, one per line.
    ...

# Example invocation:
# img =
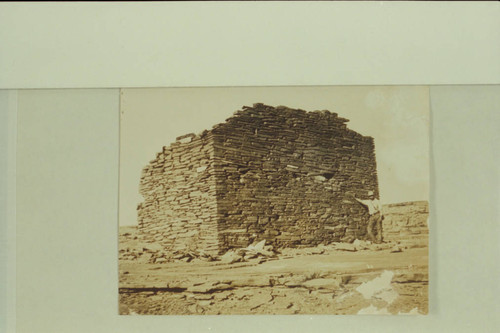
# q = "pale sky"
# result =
<box><xmin>119</xmin><ymin>86</ymin><xmax>429</xmax><ymax>226</ymax></box>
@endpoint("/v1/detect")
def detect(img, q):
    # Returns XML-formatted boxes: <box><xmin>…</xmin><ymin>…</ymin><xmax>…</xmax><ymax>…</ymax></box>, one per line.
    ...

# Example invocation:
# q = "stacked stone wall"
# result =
<box><xmin>137</xmin><ymin>103</ymin><xmax>380</xmax><ymax>254</ymax></box>
<box><xmin>211</xmin><ymin>104</ymin><xmax>379</xmax><ymax>251</ymax></box>
<box><xmin>137</xmin><ymin>132</ymin><xmax>219</xmax><ymax>254</ymax></box>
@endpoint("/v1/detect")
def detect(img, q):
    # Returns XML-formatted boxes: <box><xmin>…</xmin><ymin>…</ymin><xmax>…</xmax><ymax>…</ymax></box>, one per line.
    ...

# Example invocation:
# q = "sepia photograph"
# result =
<box><xmin>4</xmin><ymin>2</ymin><xmax>499</xmax><ymax>332</ymax></box>
<box><xmin>118</xmin><ymin>86</ymin><xmax>430</xmax><ymax>315</ymax></box>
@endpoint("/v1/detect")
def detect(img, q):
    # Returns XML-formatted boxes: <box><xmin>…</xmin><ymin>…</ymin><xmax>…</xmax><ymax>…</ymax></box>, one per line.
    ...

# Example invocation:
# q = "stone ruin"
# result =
<box><xmin>137</xmin><ymin>103</ymin><xmax>380</xmax><ymax>255</ymax></box>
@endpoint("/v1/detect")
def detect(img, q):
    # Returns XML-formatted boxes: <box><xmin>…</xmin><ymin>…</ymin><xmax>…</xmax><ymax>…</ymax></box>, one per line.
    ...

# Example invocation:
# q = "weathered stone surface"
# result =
<box><xmin>302</xmin><ymin>278</ymin><xmax>342</xmax><ymax>290</ymax></box>
<box><xmin>353</xmin><ymin>239</ymin><xmax>371</xmax><ymax>250</ymax></box>
<box><xmin>332</xmin><ymin>242</ymin><xmax>357</xmax><ymax>252</ymax></box>
<box><xmin>390</xmin><ymin>246</ymin><xmax>403</xmax><ymax>253</ymax></box>
<box><xmin>220</xmin><ymin>250</ymin><xmax>243</xmax><ymax>264</ymax></box>
<box><xmin>283</xmin><ymin>275</ymin><xmax>307</xmax><ymax>287</ymax></box>
<box><xmin>393</xmin><ymin>272</ymin><xmax>428</xmax><ymax>283</ymax></box>
<box><xmin>187</xmin><ymin>283</ymin><xmax>232</xmax><ymax>293</ymax></box>
<box><xmin>382</xmin><ymin>201</ymin><xmax>429</xmax><ymax>245</ymax></box>
<box><xmin>154</xmin><ymin>258</ymin><xmax>168</xmax><ymax>264</ymax></box>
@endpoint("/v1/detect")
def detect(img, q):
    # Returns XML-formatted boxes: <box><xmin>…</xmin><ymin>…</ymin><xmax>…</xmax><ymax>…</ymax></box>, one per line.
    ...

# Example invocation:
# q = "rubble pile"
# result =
<box><xmin>219</xmin><ymin>240</ymin><xmax>278</xmax><ymax>264</ymax></box>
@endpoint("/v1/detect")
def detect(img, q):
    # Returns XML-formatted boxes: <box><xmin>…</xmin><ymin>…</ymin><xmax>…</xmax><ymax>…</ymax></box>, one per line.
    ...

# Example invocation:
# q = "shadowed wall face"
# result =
<box><xmin>213</xmin><ymin>104</ymin><xmax>379</xmax><ymax>251</ymax></box>
<box><xmin>138</xmin><ymin>104</ymin><xmax>379</xmax><ymax>254</ymax></box>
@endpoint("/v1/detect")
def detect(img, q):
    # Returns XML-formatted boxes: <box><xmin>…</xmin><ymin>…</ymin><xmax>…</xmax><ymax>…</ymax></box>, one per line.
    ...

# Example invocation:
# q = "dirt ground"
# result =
<box><xmin>119</xmin><ymin>221</ymin><xmax>428</xmax><ymax>315</ymax></box>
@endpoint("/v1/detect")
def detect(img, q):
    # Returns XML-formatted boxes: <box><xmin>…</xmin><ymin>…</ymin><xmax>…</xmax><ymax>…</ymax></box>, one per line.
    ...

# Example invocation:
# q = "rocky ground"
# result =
<box><xmin>119</xmin><ymin>202</ymin><xmax>428</xmax><ymax>315</ymax></box>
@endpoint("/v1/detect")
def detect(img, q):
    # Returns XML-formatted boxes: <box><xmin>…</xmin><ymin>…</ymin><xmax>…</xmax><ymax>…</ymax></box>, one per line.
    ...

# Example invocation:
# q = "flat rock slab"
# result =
<box><xmin>302</xmin><ymin>278</ymin><xmax>342</xmax><ymax>290</ymax></box>
<box><xmin>393</xmin><ymin>272</ymin><xmax>428</xmax><ymax>283</ymax></box>
<box><xmin>187</xmin><ymin>283</ymin><xmax>233</xmax><ymax>293</ymax></box>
